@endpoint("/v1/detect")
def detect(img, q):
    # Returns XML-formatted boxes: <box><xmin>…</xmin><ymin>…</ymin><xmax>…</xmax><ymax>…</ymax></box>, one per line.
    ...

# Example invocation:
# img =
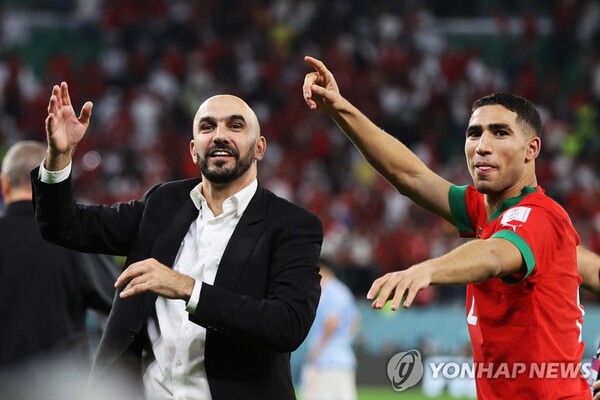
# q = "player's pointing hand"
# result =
<box><xmin>303</xmin><ymin>56</ymin><xmax>344</xmax><ymax>112</ymax></box>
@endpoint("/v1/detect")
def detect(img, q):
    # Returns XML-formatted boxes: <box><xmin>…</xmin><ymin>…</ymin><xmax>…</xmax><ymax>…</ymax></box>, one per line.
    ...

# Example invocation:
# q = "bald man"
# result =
<box><xmin>31</xmin><ymin>83</ymin><xmax>323</xmax><ymax>400</ymax></box>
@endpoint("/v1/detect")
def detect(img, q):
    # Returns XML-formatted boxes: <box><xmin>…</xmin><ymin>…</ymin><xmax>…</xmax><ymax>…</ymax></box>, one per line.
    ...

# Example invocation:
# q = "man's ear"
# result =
<box><xmin>189</xmin><ymin>140</ymin><xmax>198</xmax><ymax>164</ymax></box>
<box><xmin>526</xmin><ymin>136</ymin><xmax>541</xmax><ymax>161</ymax></box>
<box><xmin>255</xmin><ymin>136</ymin><xmax>266</xmax><ymax>161</ymax></box>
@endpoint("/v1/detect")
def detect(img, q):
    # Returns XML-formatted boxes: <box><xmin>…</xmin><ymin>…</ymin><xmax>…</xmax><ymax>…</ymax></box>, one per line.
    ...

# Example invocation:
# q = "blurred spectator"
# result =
<box><xmin>301</xmin><ymin>260</ymin><xmax>360</xmax><ymax>400</ymax></box>
<box><xmin>0</xmin><ymin>140</ymin><xmax>119</xmax><ymax>397</ymax></box>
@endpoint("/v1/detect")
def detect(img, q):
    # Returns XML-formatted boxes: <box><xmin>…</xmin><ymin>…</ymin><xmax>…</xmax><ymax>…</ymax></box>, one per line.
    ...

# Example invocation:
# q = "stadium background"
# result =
<box><xmin>2</xmin><ymin>0</ymin><xmax>600</xmax><ymax>398</ymax></box>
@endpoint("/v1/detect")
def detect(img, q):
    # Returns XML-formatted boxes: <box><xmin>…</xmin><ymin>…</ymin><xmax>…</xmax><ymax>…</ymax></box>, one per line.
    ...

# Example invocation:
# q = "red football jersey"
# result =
<box><xmin>449</xmin><ymin>185</ymin><xmax>589</xmax><ymax>399</ymax></box>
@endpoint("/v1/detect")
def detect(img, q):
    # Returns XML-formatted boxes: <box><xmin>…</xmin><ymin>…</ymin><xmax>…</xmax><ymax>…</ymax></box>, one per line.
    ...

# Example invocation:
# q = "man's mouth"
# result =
<box><xmin>210</xmin><ymin>150</ymin><xmax>233</xmax><ymax>157</ymax></box>
<box><xmin>474</xmin><ymin>162</ymin><xmax>495</xmax><ymax>173</ymax></box>
<box><xmin>207</xmin><ymin>145</ymin><xmax>238</xmax><ymax>159</ymax></box>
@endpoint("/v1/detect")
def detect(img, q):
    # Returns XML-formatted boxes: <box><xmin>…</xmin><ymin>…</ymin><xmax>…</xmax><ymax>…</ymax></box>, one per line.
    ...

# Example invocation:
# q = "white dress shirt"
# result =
<box><xmin>39</xmin><ymin>161</ymin><xmax>258</xmax><ymax>400</ymax></box>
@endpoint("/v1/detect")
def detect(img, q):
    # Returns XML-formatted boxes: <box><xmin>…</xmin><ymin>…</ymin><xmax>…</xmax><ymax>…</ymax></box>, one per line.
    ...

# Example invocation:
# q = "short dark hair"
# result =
<box><xmin>471</xmin><ymin>93</ymin><xmax>542</xmax><ymax>137</ymax></box>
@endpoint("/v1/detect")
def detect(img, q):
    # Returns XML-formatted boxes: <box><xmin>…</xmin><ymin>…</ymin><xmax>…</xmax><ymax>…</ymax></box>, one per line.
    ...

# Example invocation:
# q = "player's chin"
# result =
<box><xmin>473</xmin><ymin>181</ymin><xmax>497</xmax><ymax>194</ymax></box>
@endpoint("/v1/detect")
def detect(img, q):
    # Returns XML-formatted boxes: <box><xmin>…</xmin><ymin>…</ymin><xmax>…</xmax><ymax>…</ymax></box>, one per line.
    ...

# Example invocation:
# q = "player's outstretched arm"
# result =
<box><xmin>578</xmin><ymin>245</ymin><xmax>600</xmax><ymax>293</ymax></box>
<box><xmin>303</xmin><ymin>56</ymin><xmax>453</xmax><ymax>222</ymax></box>
<box><xmin>367</xmin><ymin>238</ymin><xmax>523</xmax><ymax>310</ymax></box>
<box><xmin>45</xmin><ymin>81</ymin><xmax>93</xmax><ymax>171</ymax></box>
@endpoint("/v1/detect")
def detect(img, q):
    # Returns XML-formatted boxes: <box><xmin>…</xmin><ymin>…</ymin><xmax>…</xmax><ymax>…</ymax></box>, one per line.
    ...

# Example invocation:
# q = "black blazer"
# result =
<box><xmin>31</xmin><ymin>170</ymin><xmax>323</xmax><ymax>400</ymax></box>
<box><xmin>0</xmin><ymin>201</ymin><xmax>117</xmax><ymax>368</ymax></box>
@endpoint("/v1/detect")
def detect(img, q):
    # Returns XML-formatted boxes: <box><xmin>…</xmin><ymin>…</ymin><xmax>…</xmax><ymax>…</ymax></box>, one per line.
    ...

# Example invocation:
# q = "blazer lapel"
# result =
<box><xmin>152</xmin><ymin>189</ymin><xmax>199</xmax><ymax>267</ymax></box>
<box><xmin>213</xmin><ymin>186</ymin><xmax>268</xmax><ymax>291</ymax></box>
<box><xmin>143</xmin><ymin>187</ymin><xmax>199</xmax><ymax>315</ymax></box>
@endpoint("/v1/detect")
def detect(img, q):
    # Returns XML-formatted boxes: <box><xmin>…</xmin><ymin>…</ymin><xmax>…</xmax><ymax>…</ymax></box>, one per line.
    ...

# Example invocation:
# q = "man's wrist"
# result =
<box><xmin>185</xmin><ymin>280</ymin><xmax>202</xmax><ymax>314</ymax></box>
<box><xmin>39</xmin><ymin>159</ymin><xmax>71</xmax><ymax>183</ymax></box>
<box><xmin>45</xmin><ymin>149</ymin><xmax>74</xmax><ymax>171</ymax></box>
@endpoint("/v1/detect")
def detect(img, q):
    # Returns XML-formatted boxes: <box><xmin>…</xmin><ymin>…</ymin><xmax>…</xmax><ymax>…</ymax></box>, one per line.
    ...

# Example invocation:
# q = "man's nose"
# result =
<box><xmin>476</xmin><ymin>132</ymin><xmax>492</xmax><ymax>154</ymax></box>
<box><xmin>213</xmin><ymin>124</ymin><xmax>229</xmax><ymax>141</ymax></box>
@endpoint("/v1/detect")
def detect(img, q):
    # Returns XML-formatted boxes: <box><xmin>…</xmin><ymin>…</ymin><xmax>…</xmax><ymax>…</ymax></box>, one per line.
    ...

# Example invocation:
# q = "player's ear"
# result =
<box><xmin>526</xmin><ymin>136</ymin><xmax>540</xmax><ymax>161</ymax></box>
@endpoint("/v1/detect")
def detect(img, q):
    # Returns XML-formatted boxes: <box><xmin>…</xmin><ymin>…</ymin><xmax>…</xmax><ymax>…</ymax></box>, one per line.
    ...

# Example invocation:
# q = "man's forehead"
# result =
<box><xmin>197</xmin><ymin>96</ymin><xmax>252</xmax><ymax>120</ymax></box>
<box><xmin>194</xmin><ymin>95</ymin><xmax>258</xmax><ymax>124</ymax></box>
<box><xmin>469</xmin><ymin>104</ymin><xmax>517</xmax><ymax>126</ymax></box>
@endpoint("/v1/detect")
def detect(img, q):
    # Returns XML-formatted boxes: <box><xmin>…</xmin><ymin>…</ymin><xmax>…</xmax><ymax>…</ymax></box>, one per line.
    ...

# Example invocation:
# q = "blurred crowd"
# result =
<box><xmin>2</xmin><ymin>0</ymin><xmax>600</xmax><ymax>304</ymax></box>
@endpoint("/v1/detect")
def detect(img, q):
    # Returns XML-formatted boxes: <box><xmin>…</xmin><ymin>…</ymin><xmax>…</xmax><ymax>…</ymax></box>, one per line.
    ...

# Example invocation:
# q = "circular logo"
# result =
<box><xmin>386</xmin><ymin>349</ymin><xmax>424</xmax><ymax>391</ymax></box>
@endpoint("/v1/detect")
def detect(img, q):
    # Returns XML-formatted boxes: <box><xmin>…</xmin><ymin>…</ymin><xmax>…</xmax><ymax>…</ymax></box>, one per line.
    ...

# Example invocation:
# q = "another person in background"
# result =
<box><xmin>301</xmin><ymin>259</ymin><xmax>359</xmax><ymax>400</ymax></box>
<box><xmin>303</xmin><ymin>56</ymin><xmax>590</xmax><ymax>398</ymax></box>
<box><xmin>0</xmin><ymin>140</ymin><xmax>119</xmax><ymax>397</ymax></box>
<box><xmin>32</xmin><ymin>82</ymin><xmax>323</xmax><ymax>400</ymax></box>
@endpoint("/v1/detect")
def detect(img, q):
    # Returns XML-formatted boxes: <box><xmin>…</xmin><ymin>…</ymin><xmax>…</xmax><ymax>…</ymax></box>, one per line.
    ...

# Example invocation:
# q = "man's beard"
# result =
<box><xmin>197</xmin><ymin>143</ymin><xmax>255</xmax><ymax>184</ymax></box>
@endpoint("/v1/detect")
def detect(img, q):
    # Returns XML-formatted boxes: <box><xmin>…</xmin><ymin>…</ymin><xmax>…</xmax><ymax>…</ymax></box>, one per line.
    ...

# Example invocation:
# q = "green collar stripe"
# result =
<box><xmin>488</xmin><ymin>186</ymin><xmax>538</xmax><ymax>222</ymax></box>
<box><xmin>491</xmin><ymin>230</ymin><xmax>535</xmax><ymax>284</ymax></box>
<box><xmin>449</xmin><ymin>185</ymin><xmax>474</xmax><ymax>235</ymax></box>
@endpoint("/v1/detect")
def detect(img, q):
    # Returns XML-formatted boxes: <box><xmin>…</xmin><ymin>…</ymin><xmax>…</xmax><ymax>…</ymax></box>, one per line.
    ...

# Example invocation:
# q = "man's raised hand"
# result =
<box><xmin>45</xmin><ymin>82</ymin><xmax>93</xmax><ymax>170</ymax></box>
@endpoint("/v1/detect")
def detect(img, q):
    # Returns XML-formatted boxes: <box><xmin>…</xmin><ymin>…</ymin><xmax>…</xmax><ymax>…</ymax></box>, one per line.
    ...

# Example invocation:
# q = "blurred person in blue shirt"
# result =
<box><xmin>301</xmin><ymin>259</ymin><xmax>360</xmax><ymax>400</ymax></box>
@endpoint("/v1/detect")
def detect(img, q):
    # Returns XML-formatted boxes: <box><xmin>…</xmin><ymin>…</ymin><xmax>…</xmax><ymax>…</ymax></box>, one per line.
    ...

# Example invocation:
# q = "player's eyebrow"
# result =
<box><xmin>487</xmin><ymin>123</ymin><xmax>513</xmax><ymax>132</ymax></box>
<box><xmin>466</xmin><ymin>123</ymin><xmax>513</xmax><ymax>135</ymax></box>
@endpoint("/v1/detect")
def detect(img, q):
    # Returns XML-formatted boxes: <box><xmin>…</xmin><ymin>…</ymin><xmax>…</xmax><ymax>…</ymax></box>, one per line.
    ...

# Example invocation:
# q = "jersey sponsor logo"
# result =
<box><xmin>500</xmin><ymin>206</ymin><xmax>531</xmax><ymax>232</ymax></box>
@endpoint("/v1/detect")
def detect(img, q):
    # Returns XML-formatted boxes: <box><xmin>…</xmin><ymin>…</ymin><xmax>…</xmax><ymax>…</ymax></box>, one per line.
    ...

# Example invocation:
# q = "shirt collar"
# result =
<box><xmin>190</xmin><ymin>179</ymin><xmax>258</xmax><ymax>218</ymax></box>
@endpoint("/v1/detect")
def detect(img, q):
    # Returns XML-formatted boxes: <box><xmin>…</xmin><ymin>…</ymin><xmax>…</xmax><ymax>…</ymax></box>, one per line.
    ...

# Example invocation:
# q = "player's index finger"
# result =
<box><xmin>367</xmin><ymin>282</ymin><xmax>383</xmax><ymax>300</ymax></box>
<box><xmin>304</xmin><ymin>56</ymin><xmax>329</xmax><ymax>73</ymax></box>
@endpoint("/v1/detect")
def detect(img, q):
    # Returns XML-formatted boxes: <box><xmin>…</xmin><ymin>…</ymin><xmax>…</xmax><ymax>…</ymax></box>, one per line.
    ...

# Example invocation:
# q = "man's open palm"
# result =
<box><xmin>45</xmin><ymin>81</ymin><xmax>93</xmax><ymax>156</ymax></box>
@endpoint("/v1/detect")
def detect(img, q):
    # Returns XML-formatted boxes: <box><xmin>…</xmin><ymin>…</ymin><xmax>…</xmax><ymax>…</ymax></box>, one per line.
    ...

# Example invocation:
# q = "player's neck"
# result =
<box><xmin>484</xmin><ymin>179</ymin><xmax>537</xmax><ymax>217</ymax></box>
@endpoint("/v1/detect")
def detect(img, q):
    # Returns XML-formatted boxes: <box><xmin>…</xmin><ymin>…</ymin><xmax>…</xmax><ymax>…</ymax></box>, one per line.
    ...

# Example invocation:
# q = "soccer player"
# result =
<box><xmin>303</xmin><ymin>56</ymin><xmax>590</xmax><ymax>399</ymax></box>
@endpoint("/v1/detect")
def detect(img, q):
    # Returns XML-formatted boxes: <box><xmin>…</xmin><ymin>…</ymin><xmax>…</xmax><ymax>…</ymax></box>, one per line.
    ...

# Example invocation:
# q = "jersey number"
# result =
<box><xmin>467</xmin><ymin>296</ymin><xmax>478</xmax><ymax>326</ymax></box>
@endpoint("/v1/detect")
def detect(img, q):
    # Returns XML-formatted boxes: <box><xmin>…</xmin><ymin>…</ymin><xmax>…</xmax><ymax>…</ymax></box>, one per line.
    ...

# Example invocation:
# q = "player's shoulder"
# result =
<box><xmin>520</xmin><ymin>187</ymin><xmax>569</xmax><ymax>215</ymax></box>
<box><xmin>456</xmin><ymin>184</ymin><xmax>483</xmax><ymax>203</ymax></box>
<box><xmin>515</xmin><ymin>187</ymin><xmax>575</xmax><ymax>228</ymax></box>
